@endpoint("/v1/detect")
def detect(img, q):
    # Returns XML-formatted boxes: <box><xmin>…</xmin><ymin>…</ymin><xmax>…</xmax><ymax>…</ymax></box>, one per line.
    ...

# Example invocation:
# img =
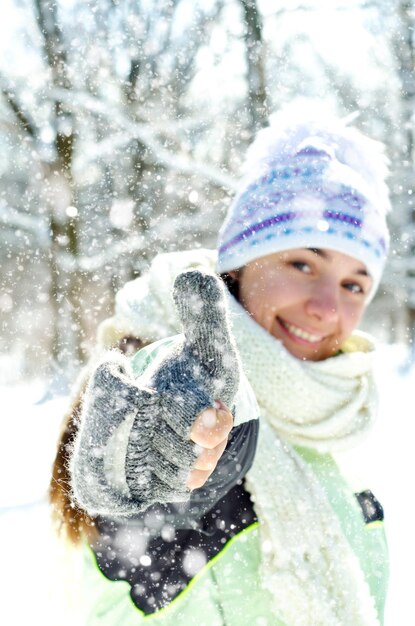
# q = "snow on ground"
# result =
<box><xmin>0</xmin><ymin>382</ymin><xmax>77</xmax><ymax>625</ymax></box>
<box><xmin>0</xmin><ymin>345</ymin><xmax>414</xmax><ymax>625</ymax></box>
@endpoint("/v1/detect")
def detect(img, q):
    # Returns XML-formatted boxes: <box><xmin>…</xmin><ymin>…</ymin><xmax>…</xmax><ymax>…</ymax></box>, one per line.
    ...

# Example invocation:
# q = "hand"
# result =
<box><xmin>187</xmin><ymin>400</ymin><xmax>233</xmax><ymax>490</ymax></box>
<box><xmin>71</xmin><ymin>269</ymin><xmax>240</xmax><ymax>516</ymax></box>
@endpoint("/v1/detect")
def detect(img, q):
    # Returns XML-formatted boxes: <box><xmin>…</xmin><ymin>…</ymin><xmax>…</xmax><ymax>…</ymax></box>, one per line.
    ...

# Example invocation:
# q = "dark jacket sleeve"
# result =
<box><xmin>91</xmin><ymin>422</ymin><xmax>259</xmax><ymax>614</ymax></box>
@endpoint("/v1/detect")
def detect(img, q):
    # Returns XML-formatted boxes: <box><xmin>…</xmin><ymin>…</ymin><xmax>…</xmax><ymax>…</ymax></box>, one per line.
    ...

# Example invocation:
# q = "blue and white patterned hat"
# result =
<box><xmin>217</xmin><ymin>105</ymin><xmax>391</xmax><ymax>299</ymax></box>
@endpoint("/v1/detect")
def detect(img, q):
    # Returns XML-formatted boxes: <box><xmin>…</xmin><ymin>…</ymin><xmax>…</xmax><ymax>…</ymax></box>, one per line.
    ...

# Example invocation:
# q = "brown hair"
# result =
<box><xmin>220</xmin><ymin>271</ymin><xmax>241</xmax><ymax>301</ymax></box>
<box><xmin>49</xmin><ymin>336</ymin><xmax>148</xmax><ymax>544</ymax></box>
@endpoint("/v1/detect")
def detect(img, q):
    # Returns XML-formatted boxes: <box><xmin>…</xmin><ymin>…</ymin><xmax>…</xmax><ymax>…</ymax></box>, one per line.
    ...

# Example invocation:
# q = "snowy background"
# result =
<box><xmin>1</xmin><ymin>344</ymin><xmax>414</xmax><ymax>625</ymax></box>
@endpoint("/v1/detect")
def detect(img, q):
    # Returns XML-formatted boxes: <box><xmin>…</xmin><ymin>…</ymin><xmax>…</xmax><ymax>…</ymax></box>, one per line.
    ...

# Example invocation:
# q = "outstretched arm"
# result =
<box><xmin>70</xmin><ymin>270</ymin><xmax>242</xmax><ymax>518</ymax></box>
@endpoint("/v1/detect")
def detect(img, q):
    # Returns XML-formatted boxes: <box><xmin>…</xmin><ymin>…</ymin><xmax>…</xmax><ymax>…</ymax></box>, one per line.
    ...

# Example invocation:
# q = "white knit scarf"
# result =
<box><xmin>100</xmin><ymin>249</ymin><xmax>381</xmax><ymax>626</ymax></box>
<box><xmin>227</xmin><ymin>295</ymin><xmax>380</xmax><ymax>626</ymax></box>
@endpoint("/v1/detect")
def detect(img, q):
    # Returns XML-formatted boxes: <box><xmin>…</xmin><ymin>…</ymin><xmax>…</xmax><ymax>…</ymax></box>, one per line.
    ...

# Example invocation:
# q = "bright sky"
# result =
<box><xmin>0</xmin><ymin>0</ymin><xmax>43</xmax><ymax>76</ymax></box>
<box><xmin>0</xmin><ymin>0</ymin><xmax>392</xmax><ymax>87</ymax></box>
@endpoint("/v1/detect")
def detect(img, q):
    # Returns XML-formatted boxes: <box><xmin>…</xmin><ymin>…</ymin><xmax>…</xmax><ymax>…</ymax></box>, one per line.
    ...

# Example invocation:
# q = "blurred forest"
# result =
<box><xmin>1</xmin><ymin>0</ymin><xmax>415</xmax><ymax>384</ymax></box>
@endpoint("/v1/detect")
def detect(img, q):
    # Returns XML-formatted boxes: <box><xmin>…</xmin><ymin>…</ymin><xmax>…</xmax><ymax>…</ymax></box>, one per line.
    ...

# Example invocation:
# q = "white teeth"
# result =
<box><xmin>283</xmin><ymin>321</ymin><xmax>323</xmax><ymax>343</ymax></box>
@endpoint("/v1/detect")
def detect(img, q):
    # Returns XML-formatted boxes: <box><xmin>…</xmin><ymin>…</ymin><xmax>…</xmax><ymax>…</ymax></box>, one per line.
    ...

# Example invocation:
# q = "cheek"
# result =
<box><xmin>341</xmin><ymin>302</ymin><xmax>365</xmax><ymax>336</ymax></box>
<box><xmin>240</xmin><ymin>281</ymin><xmax>278</xmax><ymax>322</ymax></box>
<box><xmin>240</xmin><ymin>273</ymin><xmax>264</xmax><ymax>303</ymax></box>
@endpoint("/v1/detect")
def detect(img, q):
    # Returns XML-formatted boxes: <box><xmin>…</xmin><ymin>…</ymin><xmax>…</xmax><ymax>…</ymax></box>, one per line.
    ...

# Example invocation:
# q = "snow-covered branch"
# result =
<box><xmin>57</xmin><ymin>233</ymin><xmax>148</xmax><ymax>272</ymax></box>
<box><xmin>1</xmin><ymin>86</ymin><xmax>37</xmax><ymax>139</ymax></box>
<box><xmin>0</xmin><ymin>204</ymin><xmax>49</xmax><ymax>246</ymax></box>
<box><xmin>50</xmin><ymin>88</ymin><xmax>238</xmax><ymax>192</ymax></box>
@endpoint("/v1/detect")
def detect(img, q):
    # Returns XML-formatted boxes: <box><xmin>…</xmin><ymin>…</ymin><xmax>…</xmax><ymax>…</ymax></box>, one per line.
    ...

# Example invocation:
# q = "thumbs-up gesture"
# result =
<box><xmin>71</xmin><ymin>270</ymin><xmax>240</xmax><ymax>517</ymax></box>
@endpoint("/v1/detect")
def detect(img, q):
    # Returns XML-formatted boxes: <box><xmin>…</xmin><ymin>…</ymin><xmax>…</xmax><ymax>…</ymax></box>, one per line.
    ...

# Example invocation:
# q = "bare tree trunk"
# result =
<box><xmin>239</xmin><ymin>0</ymin><xmax>269</xmax><ymax>134</ymax></box>
<box><xmin>34</xmin><ymin>0</ymin><xmax>86</xmax><ymax>369</ymax></box>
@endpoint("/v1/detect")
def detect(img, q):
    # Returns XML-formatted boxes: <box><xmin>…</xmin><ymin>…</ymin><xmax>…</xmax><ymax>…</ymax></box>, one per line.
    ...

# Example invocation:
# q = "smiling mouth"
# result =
<box><xmin>277</xmin><ymin>317</ymin><xmax>325</xmax><ymax>344</ymax></box>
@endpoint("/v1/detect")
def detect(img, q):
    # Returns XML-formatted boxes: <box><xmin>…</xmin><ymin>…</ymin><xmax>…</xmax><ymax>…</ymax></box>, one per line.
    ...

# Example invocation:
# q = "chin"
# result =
<box><xmin>278</xmin><ymin>338</ymin><xmax>328</xmax><ymax>362</ymax></box>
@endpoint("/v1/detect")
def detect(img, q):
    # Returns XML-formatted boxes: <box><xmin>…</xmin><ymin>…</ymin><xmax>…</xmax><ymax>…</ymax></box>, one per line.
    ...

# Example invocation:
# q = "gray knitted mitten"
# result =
<box><xmin>70</xmin><ymin>269</ymin><xmax>240</xmax><ymax>517</ymax></box>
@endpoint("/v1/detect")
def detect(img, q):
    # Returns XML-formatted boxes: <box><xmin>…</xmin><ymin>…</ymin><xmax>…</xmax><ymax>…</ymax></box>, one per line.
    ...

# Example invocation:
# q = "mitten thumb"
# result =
<box><xmin>172</xmin><ymin>269</ymin><xmax>240</xmax><ymax>405</ymax></box>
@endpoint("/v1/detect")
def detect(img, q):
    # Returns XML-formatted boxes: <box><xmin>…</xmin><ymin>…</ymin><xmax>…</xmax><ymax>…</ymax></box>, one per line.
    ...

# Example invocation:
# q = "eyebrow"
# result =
<box><xmin>306</xmin><ymin>248</ymin><xmax>370</xmax><ymax>277</ymax></box>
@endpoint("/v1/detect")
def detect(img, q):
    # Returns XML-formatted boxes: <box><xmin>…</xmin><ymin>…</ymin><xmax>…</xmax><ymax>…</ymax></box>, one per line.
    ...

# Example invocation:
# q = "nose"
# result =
<box><xmin>305</xmin><ymin>282</ymin><xmax>339</xmax><ymax>324</ymax></box>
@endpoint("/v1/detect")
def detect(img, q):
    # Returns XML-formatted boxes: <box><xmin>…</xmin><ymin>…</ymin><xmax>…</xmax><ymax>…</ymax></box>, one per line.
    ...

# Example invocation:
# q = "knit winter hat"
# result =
<box><xmin>217</xmin><ymin>104</ymin><xmax>391</xmax><ymax>299</ymax></box>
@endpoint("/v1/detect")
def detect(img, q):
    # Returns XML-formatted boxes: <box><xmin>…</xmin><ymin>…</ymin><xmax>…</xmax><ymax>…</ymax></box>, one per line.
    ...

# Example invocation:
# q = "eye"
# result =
<box><xmin>343</xmin><ymin>281</ymin><xmax>364</xmax><ymax>295</ymax></box>
<box><xmin>291</xmin><ymin>261</ymin><xmax>312</xmax><ymax>274</ymax></box>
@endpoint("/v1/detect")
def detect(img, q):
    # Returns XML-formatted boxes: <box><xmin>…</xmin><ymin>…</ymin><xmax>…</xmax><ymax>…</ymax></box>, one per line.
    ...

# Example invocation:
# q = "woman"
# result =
<box><xmin>50</xmin><ymin>107</ymin><xmax>390</xmax><ymax>626</ymax></box>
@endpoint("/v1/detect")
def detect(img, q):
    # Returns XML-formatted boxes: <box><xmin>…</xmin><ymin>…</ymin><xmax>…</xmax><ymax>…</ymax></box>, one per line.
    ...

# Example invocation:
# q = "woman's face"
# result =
<box><xmin>233</xmin><ymin>248</ymin><xmax>372</xmax><ymax>361</ymax></box>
